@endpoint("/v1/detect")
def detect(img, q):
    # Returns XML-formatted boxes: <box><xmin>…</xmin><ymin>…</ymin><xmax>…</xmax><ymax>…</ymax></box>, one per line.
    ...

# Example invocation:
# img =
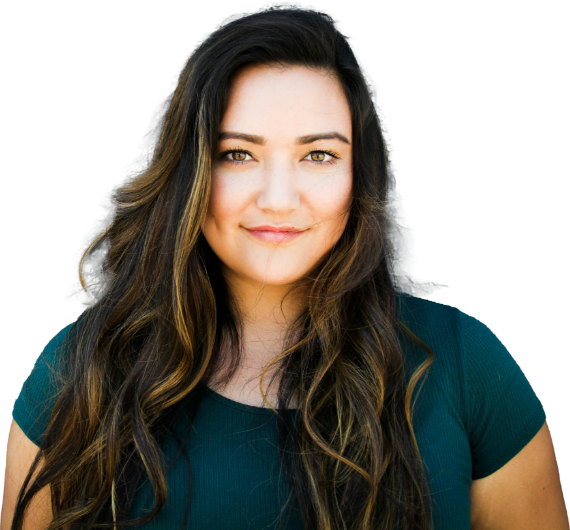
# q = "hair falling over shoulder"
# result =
<box><xmin>11</xmin><ymin>6</ymin><xmax>436</xmax><ymax>530</ymax></box>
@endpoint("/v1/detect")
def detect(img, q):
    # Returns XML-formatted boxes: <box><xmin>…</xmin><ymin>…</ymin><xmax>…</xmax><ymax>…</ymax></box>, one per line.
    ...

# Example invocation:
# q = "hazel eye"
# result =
<box><xmin>304</xmin><ymin>150</ymin><xmax>339</xmax><ymax>166</ymax></box>
<box><xmin>220</xmin><ymin>149</ymin><xmax>253</xmax><ymax>164</ymax></box>
<box><xmin>308</xmin><ymin>152</ymin><xmax>326</xmax><ymax>162</ymax></box>
<box><xmin>232</xmin><ymin>151</ymin><xmax>249</xmax><ymax>162</ymax></box>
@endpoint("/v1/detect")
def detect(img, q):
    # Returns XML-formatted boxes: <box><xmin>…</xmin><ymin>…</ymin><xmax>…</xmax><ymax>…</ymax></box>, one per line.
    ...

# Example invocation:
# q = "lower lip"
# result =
<box><xmin>244</xmin><ymin>228</ymin><xmax>307</xmax><ymax>243</ymax></box>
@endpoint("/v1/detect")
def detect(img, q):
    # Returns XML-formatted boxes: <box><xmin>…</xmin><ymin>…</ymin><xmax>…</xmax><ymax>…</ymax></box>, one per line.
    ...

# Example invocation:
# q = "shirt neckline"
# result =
<box><xmin>201</xmin><ymin>384</ymin><xmax>298</xmax><ymax>416</ymax></box>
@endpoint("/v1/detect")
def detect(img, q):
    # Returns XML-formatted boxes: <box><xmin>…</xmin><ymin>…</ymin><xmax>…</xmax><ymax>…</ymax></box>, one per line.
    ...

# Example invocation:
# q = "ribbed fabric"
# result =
<box><xmin>12</xmin><ymin>293</ymin><xmax>546</xmax><ymax>529</ymax></box>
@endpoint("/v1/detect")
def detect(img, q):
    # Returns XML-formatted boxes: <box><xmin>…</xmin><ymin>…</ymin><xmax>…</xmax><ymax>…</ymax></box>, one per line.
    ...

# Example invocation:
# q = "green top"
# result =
<box><xmin>12</xmin><ymin>293</ymin><xmax>546</xmax><ymax>529</ymax></box>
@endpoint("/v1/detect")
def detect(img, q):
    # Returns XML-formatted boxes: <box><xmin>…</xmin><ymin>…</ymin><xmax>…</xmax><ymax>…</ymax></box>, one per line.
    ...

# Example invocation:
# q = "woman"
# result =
<box><xmin>2</xmin><ymin>6</ymin><xmax>568</xmax><ymax>530</ymax></box>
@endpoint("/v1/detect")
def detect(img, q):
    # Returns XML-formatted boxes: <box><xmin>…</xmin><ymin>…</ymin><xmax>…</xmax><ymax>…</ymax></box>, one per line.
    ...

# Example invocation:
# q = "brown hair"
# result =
<box><xmin>12</xmin><ymin>6</ymin><xmax>435</xmax><ymax>529</ymax></box>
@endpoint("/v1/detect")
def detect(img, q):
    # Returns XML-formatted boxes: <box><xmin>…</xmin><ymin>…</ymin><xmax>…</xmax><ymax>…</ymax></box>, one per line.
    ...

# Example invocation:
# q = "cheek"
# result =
<box><xmin>310</xmin><ymin>171</ymin><xmax>352</xmax><ymax>225</ymax></box>
<box><xmin>323</xmin><ymin>173</ymin><xmax>352</xmax><ymax>245</ymax></box>
<box><xmin>205</xmin><ymin>174</ymin><xmax>244</xmax><ymax>226</ymax></box>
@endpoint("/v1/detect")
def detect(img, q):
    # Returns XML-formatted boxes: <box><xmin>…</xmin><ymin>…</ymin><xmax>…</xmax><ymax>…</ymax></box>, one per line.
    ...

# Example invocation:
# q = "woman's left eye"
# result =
<box><xmin>303</xmin><ymin>150</ymin><xmax>339</xmax><ymax>165</ymax></box>
<box><xmin>218</xmin><ymin>148</ymin><xmax>340</xmax><ymax>166</ymax></box>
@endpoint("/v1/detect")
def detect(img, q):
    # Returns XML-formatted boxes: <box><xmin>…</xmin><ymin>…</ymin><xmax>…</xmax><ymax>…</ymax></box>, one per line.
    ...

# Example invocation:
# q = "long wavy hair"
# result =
<box><xmin>12</xmin><ymin>5</ymin><xmax>436</xmax><ymax>530</ymax></box>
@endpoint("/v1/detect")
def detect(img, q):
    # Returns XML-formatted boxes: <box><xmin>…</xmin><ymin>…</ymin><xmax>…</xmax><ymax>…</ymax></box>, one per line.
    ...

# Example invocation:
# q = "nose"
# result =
<box><xmin>256</xmin><ymin>164</ymin><xmax>301</xmax><ymax>213</ymax></box>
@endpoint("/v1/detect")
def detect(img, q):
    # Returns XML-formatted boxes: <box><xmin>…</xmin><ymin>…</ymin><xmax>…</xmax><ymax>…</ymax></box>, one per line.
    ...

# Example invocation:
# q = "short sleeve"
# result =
<box><xmin>459</xmin><ymin>310</ymin><xmax>546</xmax><ymax>480</ymax></box>
<box><xmin>12</xmin><ymin>322</ymin><xmax>76</xmax><ymax>447</ymax></box>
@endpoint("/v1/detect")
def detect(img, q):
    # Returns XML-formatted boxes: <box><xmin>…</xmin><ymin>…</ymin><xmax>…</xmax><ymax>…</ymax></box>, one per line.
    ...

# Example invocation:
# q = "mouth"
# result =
<box><xmin>243</xmin><ymin>227</ymin><xmax>308</xmax><ymax>243</ymax></box>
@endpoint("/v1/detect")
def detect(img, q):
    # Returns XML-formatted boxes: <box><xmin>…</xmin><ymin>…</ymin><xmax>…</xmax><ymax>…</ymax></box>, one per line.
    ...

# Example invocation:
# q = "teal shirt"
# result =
<box><xmin>12</xmin><ymin>293</ymin><xmax>546</xmax><ymax>529</ymax></box>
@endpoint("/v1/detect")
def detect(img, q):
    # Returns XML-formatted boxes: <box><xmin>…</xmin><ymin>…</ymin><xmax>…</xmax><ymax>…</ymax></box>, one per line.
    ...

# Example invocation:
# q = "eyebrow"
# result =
<box><xmin>218</xmin><ymin>131</ymin><xmax>351</xmax><ymax>145</ymax></box>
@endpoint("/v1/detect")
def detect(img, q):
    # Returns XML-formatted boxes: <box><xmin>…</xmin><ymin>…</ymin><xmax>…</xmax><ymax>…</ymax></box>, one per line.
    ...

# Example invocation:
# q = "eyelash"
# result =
<box><xmin>218</xmin><ymin>147</ymin><xmax>340</xmax><ymax>166</ymax></box>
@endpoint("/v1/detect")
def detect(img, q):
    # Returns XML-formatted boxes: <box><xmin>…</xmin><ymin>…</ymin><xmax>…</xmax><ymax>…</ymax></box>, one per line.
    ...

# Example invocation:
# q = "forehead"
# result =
<box><xmin>220</xmin><ymin>64</ymin><xmax>352</xmax><ymax>142</ymax></box>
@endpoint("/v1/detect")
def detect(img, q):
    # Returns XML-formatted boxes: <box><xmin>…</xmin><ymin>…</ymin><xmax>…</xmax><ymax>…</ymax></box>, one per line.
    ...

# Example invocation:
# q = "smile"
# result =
<box><xmin>243</xmin><ymin>227</ymin><xmax>307</xmax><ymax>243</ymax></box>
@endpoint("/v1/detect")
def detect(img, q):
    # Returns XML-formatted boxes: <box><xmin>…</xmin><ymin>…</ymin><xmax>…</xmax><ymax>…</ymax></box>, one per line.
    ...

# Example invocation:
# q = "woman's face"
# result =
<box><xmin>202</xmin><ymin>64</ymin><xmax>352</xmax><ymax>288</ymax></box>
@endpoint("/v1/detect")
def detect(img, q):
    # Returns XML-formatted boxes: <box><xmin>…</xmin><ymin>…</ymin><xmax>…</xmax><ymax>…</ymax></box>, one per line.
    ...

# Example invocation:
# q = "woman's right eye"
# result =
<box><xmin>219</xmin><ymin>149</ymin><xmax>253</xmax><ymax>165</ymax></box>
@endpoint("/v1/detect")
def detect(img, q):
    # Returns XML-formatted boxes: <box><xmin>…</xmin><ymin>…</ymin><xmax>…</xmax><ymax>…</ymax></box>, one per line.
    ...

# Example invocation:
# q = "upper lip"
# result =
<box><xmin>245</xmin><ymin>225</ymin><xmax>306</xmax><ymax>232</ymax></box>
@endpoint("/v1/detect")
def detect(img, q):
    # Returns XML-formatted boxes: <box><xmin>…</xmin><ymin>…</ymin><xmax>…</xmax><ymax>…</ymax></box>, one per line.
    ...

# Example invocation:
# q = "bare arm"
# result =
<box><xmin>1</xmin><ymin>419</ymin><xmax>52</xmax><ymax>530</ymax></box>
<box><xmin>470</xmin><ymin>420</ymin><xmax>569</xmax><ymax>529</ymax></box>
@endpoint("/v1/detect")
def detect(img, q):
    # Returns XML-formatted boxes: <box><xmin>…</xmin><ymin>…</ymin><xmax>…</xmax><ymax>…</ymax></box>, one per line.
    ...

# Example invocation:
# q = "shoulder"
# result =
<box><xmin>12</xmin><ymin>318</ymin><xmax>82</xmax><ymax>447</ymax></box>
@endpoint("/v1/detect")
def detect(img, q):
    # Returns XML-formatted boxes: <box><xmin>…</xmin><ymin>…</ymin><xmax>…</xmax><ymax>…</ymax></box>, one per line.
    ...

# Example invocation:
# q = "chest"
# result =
<box><xmin>206</xmin><ymin>362</ymin><xmax>299</xmax><ymax>409</ymax></box>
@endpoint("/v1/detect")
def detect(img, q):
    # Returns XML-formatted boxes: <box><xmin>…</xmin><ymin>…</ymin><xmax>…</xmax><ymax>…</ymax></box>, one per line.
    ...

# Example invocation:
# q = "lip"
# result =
<box><xmin>243</xmin><ymin>225</ymin><xmax>308</xmax><ymax>243</ymax></box>
<box><xmin>246</xmin><ymin>225</ymin><xmax>304</xmax><ymax>232</ymax></box>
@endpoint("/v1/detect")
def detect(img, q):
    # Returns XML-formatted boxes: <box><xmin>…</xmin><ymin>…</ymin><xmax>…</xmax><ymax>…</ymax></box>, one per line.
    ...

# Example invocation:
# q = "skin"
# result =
<box><xmin>201</xmin><ymin>64</ymin><xmax>352</xmax><ymax>405</ymax></box>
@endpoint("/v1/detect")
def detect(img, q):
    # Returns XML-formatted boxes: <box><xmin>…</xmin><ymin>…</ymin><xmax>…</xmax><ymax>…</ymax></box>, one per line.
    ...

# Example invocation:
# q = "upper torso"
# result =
<box><xmin>12</xmin><ymin>292</ymin><xmax>547</xmax><ymax>530</ymax></box>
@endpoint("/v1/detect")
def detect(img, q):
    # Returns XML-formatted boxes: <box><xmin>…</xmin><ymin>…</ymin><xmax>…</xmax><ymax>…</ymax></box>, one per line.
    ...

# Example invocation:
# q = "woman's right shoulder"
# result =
<box><xmin>12</xmin><ymin>322</ymin><xmax>81</xmax><ymax>458</ymax></box>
